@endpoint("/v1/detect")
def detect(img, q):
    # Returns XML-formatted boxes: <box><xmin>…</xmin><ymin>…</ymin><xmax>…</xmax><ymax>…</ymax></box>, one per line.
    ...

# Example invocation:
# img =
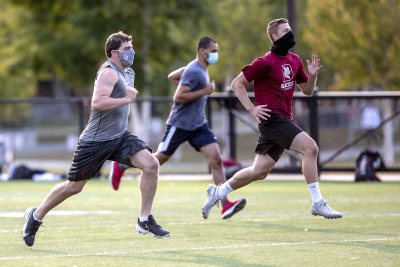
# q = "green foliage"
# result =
<box><xmin>304</xmin><ymin>0</ymin><xmax>400</xmax><ymax>90</ymax></box>
<box><xmin>0</xmin><ymin>0</ymin><xmax>398</xmax><ymax>98</ymax></box>
<box><xmin>208</xmin><ymin>0</ymin><xmax>278</xmax><ymax>88</ymax></box>
<box><xmin>0</xmin><ymin>1</ymin><xmax>36</xmax><ymax>97</ymax></box>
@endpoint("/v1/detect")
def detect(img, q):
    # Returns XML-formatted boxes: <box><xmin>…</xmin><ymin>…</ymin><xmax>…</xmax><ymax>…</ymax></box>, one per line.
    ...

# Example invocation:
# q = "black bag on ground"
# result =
<box><xmin>10</xmin><ymin>164</ymin><xmax>46</xmax><ymax>180</ymax></box>
<box><xmin>355</xmin><ymin>150</ymin><xmax>385</xmax><ymax>182</ymax></box>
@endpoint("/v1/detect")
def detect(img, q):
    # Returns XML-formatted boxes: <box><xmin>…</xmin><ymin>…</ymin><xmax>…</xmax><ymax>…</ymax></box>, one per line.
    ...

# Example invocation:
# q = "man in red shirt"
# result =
<box><xmin>201</xmin><ymin>18</ymin><xmax>342</xmax><ymax>220</ymax></box>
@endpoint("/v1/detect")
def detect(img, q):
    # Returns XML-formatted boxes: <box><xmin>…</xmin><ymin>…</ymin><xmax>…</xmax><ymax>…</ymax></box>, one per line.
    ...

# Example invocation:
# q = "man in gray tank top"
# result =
<box><xmin>110</xmin><ymin>37</ymin><xmax>247</xmax><ymax>220</ymax></box>
<box><xmin>21</xmin><ymin>32</ymin><xmax>170</xmax><ymax>248</ymax></box>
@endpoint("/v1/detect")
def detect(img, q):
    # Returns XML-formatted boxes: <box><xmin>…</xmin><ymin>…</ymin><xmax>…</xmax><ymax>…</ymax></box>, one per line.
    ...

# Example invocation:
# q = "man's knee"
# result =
<box><xmin>292</xmin><ymin>132</ymin><xmax>319</xmax><ymax>157</ymax></box>
<box><xmin>305</xmin><ymin>141</ymin><xmax>319</xmax><ymax>157</ymax></box>
<box><xmin>251</xmin><ymin>167</ymin><xmax>270</xmax><ymax>181</ymax></box>
<box><xmin>65</xmin><ymin>181</ymin><xmax>84</xmax><ymax>195</ymax></box>
<box><xmin>209</xmin><ymin>154</ymin><xmax>223</xmax><ymax>168</ymax></box>
<box><xmin>142</xmin><ymin>157</ymin><xmax>160</xmax><ymax>174</ymax></box>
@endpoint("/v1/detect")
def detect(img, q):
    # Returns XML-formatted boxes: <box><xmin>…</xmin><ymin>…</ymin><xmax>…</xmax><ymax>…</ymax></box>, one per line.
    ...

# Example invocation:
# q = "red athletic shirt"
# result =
<box><xmin>242</xmin><ymin>51</ymin><xmax>308</xmax><ymax>120</ymax></box>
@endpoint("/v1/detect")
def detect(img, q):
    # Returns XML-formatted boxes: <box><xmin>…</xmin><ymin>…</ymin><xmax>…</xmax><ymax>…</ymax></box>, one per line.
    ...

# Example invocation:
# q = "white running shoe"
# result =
<box><xmin>311</xmin><ymin>199</ymin><xmax>343</xmax><ymax>219</ymax></box>
<box><xmin>201</xmin><ymin>184</ymin><xmax>220</xmax><ymax>219</ymax></box>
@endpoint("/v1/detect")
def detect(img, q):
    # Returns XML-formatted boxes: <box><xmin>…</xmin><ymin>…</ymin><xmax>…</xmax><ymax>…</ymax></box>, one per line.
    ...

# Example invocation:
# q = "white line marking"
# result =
<box><xmin>0</xmin><ymin>210</ymin><xmax>125</xmax><ymax>218</ymax></box>
<box><xmin>1</xmin><ymin>237</ymin><xmax>399</xmax><ymax>261</ymax></box>
<box><xmin>2</xmin><ymin>210</ymin><xmax>400</xmax><ymax>218</ymax></box>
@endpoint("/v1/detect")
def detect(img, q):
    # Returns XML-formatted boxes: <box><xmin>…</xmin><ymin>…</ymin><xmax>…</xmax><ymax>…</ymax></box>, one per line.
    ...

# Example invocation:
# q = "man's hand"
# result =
<box><xmin>249</xmin><ymin>104</ymin><xmax>271</xmax><ymax>123</ymax></box>
<box><xmin>306</xmin><ymin>54</ymin><xmax>322</xmax><ymax>77</ymax></box>
<box><xmin>126</xmin><ymin>86</ymin><xmax>138</xmax><ymax>102</ymax></box>
<box><xmin>204</xmin><ymin>81</ymin><xmax>216</xmax><ymax>95</ymax></box>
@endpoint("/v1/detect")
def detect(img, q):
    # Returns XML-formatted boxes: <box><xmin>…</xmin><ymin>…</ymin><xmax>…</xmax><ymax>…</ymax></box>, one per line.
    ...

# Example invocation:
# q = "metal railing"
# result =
<box><xmin>1</xmin><ymin>91</ymin><xmax>399</xmax><ymax>173</ymax></box>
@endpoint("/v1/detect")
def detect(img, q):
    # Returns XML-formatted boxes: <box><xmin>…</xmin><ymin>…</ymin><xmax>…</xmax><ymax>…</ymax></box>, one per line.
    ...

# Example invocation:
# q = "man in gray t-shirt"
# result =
<box><xmin>165</xmin><ymin>59</ymin><xmax>209</xmax><ymax>130</ymax></box>
<box><xmin>110</xmin><ymin>36</ymin><xmax>247</xmax><ymax>220</ymax></box>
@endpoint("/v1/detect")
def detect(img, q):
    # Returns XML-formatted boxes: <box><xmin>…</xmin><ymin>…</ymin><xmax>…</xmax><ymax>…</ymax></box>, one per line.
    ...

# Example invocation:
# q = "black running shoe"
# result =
<box><xmin>22</xmin><ymin>207</ymin><xmax>42</xmax><ymax>247</ymax></box>
<box><xmin>136</xmin><ymin>215</ymin><xmax>170</xmax><ymax>238</ymax></box>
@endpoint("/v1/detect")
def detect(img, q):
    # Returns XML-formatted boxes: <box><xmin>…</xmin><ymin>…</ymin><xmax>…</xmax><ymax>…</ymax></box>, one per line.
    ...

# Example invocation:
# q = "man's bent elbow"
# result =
<box><xmin>173</xmin><ymin>96</ymin><xmax>185</xmax><ymax>104</ymax></box>
<box><xmin>91</xmin><ymin>100</ymin><xmax>107</xmax><ymax>111</ymax></box>
<box><xmin>91</xmin><ymin>101</ymin><xmax>101</xmax><ymax>111</ymax></box>
<box><xmin>230</xmin><ymin>78</ymin><xmax>239</xmax><ymax>90</ymax></box>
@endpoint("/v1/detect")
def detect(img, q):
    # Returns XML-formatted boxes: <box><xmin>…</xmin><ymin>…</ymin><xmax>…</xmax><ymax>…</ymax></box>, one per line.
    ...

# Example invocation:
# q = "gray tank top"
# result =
<box><xmin>80</xmin><ymin>61</ymin><xmax>134</xmax><ymax>142</ymax></box>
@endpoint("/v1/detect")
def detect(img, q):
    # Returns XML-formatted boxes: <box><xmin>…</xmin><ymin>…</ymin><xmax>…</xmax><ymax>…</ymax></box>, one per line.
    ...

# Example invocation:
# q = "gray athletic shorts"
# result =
<box><xmin>255</xmin><ymin>113</ymin><xmax>303</xmax><ymax>162</ymax></box>
<box><xmin>67</xmin><ymin>131</ymin><xmax>151</xmax><ymax>181</ymax></box>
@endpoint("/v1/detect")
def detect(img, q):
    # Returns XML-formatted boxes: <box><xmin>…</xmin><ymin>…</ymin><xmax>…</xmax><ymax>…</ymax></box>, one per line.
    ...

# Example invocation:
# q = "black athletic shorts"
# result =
<box><xmin>255</xmin><ymin>113</ymin><xmax>303</xmax><ymax>162</ymax></box>
<box><xmin>158</xmin><ymin>123</ymin><xmax>217</xmax><ymax>155</ymax></box>
<box><xmin>67</xmin><ymin>131</ymin><xmax>151</xmax><ymax>181</ymax></box>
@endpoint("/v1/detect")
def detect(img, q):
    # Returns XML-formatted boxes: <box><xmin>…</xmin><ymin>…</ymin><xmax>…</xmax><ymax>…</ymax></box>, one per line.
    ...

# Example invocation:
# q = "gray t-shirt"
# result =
<box><xmin>166</xmin><ymin>60</ymin><xmax>209</xmax><ymax>130</ymax></box>
<box><xmin>80</xmin><ymin>61</ymin><xmax>134</xmax><ymax>142</ymax></box>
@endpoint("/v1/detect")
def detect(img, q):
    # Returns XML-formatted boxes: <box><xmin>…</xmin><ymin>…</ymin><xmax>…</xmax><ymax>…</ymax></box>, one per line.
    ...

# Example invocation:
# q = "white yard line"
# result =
<box><xmin>2</xmin><ymin>210</ymin><xmax>400</xmax><ymax>218</ymax></box>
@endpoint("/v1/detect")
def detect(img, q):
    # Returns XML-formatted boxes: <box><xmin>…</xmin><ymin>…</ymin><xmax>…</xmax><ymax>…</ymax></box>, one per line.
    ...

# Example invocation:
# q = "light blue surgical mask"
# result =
<box><xmin>117</xmin><ymin>49</ymin><xmax>135</xmax><ymax>67</ymax></box>
<box><xmin>206</xmin><ymin>52</ymin><xmax>218</xmax><ymax>64</ymax></box>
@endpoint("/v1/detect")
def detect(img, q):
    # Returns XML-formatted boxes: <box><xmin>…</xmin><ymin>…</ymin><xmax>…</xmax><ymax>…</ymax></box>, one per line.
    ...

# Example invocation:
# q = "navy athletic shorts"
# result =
<box><xmin>158</xmin><ymin>123</ymin><xmax>217</xmax><ymax>155</ymax></box>
<box><xmin>255</xmin><ymin>113</ymin><xmax>303</xmax><ymax>162</ymax></box>
<box><xmin>67</xmin><ymin>131</ymin><xmax>151</xmax><ymax>181</ymax></box>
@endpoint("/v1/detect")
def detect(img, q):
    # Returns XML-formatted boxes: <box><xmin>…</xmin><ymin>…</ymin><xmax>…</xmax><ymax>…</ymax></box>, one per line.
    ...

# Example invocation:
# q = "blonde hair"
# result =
<box><xmin>267</xmin><ymin>18</ymin><xmax>289</xmax><ymax>43</ymax></box>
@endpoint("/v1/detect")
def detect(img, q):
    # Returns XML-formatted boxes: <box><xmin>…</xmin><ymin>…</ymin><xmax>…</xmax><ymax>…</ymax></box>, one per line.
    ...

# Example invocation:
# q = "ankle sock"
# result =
<box><xmin>139</xmin><ymin>216</ymin><xmax>149</xmax><ymax>222</ymax></box>
<box><xmin>217</xmin><ymin>181</ymin><xmax>234</xmax><ymax>199</ymax></box>
<box><xmin>307</xmin><ymin>182</ymin><xmax>323</xmax><ymax>203</ymax></box>
<box><xmin>32</xmin><ymin>211</ymin><xmax>42</xmax><ymax>223</ymax></box>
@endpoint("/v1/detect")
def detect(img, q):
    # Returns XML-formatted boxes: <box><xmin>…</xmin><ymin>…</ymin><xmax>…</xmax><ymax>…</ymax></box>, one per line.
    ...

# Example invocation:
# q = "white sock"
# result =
<box><xmin>307</xmin><ymin>182</ymin><xmax>323</xmax><ymax>203</ymax></box>
<box><xmin>139</xmin><ymin>216</ymin><xmax>149</xmax><ymax>222</ymax></box>
<box><xmin>217</xmin><ymin>181</ymin><xmax>234</xmax><ymax>199</ymax></box>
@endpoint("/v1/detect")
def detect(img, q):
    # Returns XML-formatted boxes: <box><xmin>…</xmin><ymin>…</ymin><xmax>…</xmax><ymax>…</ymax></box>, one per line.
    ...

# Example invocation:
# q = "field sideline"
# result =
<box><xmin>1</xmin><ymin>179</ymin><xmax>399</xmax><ymax>266</ymax></box>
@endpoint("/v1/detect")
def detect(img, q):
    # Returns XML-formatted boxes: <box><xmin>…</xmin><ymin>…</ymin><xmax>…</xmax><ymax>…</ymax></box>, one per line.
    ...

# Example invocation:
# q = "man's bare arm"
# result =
<box><xmin>231</xmin><ymin>72</ymin><xmax>270</xmax><ymax>123</ymax></box>
<box><xmin>91</xmin><ymin>68</ymin><xmax>137</xmax><ymax>111</ymax></box>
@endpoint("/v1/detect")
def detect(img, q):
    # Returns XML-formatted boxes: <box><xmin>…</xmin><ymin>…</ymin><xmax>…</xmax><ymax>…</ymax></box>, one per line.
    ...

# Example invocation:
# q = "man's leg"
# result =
<box><xmin>130</xmin><ymin>149</ymin><xmax>159</xmax><ymax>217</ymax></box>
<box><xmin>200</xmin><ymin>143</ymin><xmax>247</xmax><ymax>219</ymax></box>
<box><xmin>290</xmin><ymin>132</ymin><xmax>342</xmax><ymax>219</ymax></box>
<box><xmin>201</xmin><ymin>153</ymin><xmax>275</xmax><ymax>219</ymax></box>
<box><xmin>200</xmin><ymin>143</ymin><xmax>225</xmax><ymax>185</ymax></box>
<box><xmin>289</xmin><ymin>132</ymin><xmax>319</xmax><ymax>184</ymax></box>
<box><xmin>22</xmin><ymin>180</ymin><xmax>87</xmax><ymax>246</ymax></box>
<box><xmin>130</xmin><ymin>149</ymin><xmax>170</xmax><ymax>238</ymax></box>
<box><xmin>228</xmin><ymin>154</ymin><xmax>276</xmax><ymax>190</ymax></box>
<box><xmin>35</xmin><ymin>180</ymin><xmax>87</xmax><ymax>220</ymax></box>
<box><xmin>154</xmin><ymin>151</ymin><xmax>171</xmax><ymax>166</ymax></box>
<box><xmin>109</xmin><ymin>150</ymin><xmax>170</xmax><ymax>192</ymax></box>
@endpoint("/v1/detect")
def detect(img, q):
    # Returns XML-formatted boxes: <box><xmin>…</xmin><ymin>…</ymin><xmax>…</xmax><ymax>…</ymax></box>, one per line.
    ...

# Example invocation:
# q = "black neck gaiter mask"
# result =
<box><xmin>270</xmin><ymin>31</ymin><xmax>296</xmax><ymax>56</ymax></box>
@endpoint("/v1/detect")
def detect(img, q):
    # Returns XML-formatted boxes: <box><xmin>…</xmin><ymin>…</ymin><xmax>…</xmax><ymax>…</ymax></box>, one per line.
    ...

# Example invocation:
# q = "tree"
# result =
<box><xmin>2</xmin><ymin>0</ymin><xmax>209</xmax><ymax>96</ymax></box>
<box><xmin>304</xmin><ymin>0</ymin><xmax>400</xmax><ymax>91</ymax></box>
<box><xmin>0</xmin><ymin>1</ymin><xmax>36</xmax><ymax>97</ymax></box>
<box><xmin>205</xmin><ymin>0</ymin><xmax>280</xmax><ymax>89</ymax></box>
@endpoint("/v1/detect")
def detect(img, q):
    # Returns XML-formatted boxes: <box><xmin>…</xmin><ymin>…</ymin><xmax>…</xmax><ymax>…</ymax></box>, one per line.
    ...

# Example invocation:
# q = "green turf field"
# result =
<box><xmin>1</xmin><ymin>179</ymin><xmax>399</xmax><ymax>267</ymax></box>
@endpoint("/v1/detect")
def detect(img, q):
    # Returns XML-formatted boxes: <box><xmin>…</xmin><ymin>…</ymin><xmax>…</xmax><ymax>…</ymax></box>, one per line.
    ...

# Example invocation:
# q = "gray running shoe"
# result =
<box><xmin>136</xmin><ymin>215</ymin><xmax>170</xmax><ymax>238</ymax></box>
<box><xmin>311</xmin><ymin>199</ymin><xmax>343</xmax><ymax>219</ymax></box>
<box><xmin>201</xmin><ymin>184</ymin><xmax>220</xmax><ymax>219</ymax></box>
<box><xmin>22</xmin><ymin>207</ymin><xmax>42</xmax><ymax>246</ymax></box>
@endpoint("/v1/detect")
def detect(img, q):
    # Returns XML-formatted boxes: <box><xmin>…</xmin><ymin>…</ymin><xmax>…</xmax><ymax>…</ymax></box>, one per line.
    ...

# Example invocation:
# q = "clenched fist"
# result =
<box><xmin>126</xmin><ymin>86</ymin><xmax>139</xmax><ymax>102</ymax></box>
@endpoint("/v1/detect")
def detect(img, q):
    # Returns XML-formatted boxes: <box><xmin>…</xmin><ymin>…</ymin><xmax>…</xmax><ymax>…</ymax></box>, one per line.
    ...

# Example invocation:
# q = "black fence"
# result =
<box><xmin>208</xmin><ymin>91</ymin><xmax>400</xmax><ymax>173</ymax></box>
<box><xmin>1</xmin><ymin>91</ymin><xmax>399</xmax><ymax>174</ymax></box>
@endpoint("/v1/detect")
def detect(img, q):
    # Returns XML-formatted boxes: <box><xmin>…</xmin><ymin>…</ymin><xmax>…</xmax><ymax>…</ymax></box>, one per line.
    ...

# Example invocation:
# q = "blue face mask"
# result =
<box><xmin>206</xmin><ymin>52</ymin><xmax>218</xmax><ymax>64</ymax></box>
<box><xmin>117</xmin><ymin>49</ymin><xmax>135</xmax><ymax>67</ymax></box>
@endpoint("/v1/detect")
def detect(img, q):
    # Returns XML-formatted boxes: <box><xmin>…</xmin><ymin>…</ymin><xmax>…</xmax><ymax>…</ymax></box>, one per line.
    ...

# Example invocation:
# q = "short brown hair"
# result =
<box><xmin>267</xmin><ymin>18</ymin><xmax>289</xmax><ymax>43</ymax></box>
<box><xmin>105</xmin><ymin>31</ymin><xmax>132</xmax><ymax>58</ymax></box>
